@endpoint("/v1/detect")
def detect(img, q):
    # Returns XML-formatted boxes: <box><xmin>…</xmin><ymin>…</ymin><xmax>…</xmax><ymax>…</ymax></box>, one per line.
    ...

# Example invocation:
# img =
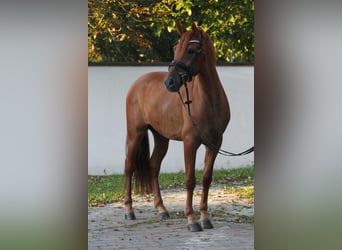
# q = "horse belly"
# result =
<box><xmin>144</xmin><ymin>97</ymin><xmax>183</xmax><ymax>141</ymax></box>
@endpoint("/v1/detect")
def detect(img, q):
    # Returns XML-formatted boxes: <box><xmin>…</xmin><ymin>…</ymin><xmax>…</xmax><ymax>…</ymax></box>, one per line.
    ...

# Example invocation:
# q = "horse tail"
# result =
<box><xmin>133</xmin><ymin>132</ymin><xmax>152</xmax><ymax>195</ymax></box>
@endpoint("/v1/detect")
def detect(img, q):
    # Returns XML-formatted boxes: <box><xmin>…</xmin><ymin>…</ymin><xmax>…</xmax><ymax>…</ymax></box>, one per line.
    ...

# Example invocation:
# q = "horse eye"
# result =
<box><xmin>187</xmin><ymin>48</ymin><xmax>195</xmax><ymax>55</ymax></box>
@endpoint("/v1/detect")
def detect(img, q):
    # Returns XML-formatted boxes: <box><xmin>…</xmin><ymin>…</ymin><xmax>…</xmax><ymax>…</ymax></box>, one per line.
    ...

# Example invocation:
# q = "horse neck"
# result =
<box><xmin>196</xmin><ymin>63</ymin><xmax>224</xmax><ymax>100</ymax></box>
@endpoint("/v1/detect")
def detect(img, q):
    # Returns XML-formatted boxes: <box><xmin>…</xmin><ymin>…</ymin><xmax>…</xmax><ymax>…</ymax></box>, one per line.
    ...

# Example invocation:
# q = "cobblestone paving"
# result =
<box><xmin>88</xmin><ymin>186</ymin><xmax>254</xmax><ymax>249</ymax></box>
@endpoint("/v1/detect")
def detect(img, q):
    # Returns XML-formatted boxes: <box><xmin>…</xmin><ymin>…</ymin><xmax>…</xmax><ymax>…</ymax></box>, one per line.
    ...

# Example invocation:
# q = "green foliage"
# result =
<box><xmin>88</xmin><ymin>0</ymin><xmax>254</xmax><ymax>63</ymax></box>
<box><xmin>197</xmin><ymin>0</ymin><xmax>254</xmax><ymax>62</ymax></box>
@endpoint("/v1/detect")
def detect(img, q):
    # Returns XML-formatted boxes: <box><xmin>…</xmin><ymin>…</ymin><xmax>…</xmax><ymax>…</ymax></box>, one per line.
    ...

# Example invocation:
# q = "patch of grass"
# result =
<box><xmin>158</xmin><ymin>165</ymin><xmax>254</xmax><ymax>189</ymax></box>
<box><xmin>158</xmin><ymin>171</ymin><xmax>186</xmax><ymax>189</ymax></box>
<box><xmin>88</xmin><ymin>175</ymin><xmax>125</xmax><ymax>207</ymax></box>
<box><xmin>211</xmin><ymin>165</ymin><xmax>254</xmax><ymax>185</ymax></box>
<box><xmin>88</xmin><ymin>165</ymin><xmax>254</xmax><ymax>207</ymax></box>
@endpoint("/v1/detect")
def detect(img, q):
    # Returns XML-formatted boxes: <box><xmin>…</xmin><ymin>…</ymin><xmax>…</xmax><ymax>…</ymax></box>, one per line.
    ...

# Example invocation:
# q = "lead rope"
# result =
<box><xmin>177</xmin><ymin>84</ymin><xmax>254</xmax><ymax>156</ymax></box>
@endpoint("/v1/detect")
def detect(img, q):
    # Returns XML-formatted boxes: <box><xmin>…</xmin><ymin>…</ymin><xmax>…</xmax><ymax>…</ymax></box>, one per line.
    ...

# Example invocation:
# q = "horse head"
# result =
<box><xmin>164</xmin><ymin>22</ymin><xmax>208</xmax><ymax>92</ymax></box>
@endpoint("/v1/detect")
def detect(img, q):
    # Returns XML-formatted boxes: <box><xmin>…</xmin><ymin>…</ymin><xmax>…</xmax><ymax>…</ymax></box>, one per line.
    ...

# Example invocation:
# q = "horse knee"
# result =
<box><xmin>185</xmin><ymin>177</ymin><xmax>196</xmax><ymax>191</ymax></box>
<box><xmin>202</xmin><ymin>174</ymin><xmax>212</xmax><ymax>188</ymax></box>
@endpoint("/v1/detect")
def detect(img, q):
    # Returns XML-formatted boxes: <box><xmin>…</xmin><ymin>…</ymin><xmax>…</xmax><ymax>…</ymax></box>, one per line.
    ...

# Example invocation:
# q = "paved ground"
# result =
<box><xmin>88</xmin><ymin>185</ymin><xmax>254</xmax><ymax>249</ymax></box>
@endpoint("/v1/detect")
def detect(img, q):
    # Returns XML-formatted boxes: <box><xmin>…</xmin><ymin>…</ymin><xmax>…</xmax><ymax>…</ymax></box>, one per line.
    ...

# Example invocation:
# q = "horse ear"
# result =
<box><xmin>176</xmin><ymin>20</ymin><xmax>185</xmax><ymax>35</ymax></box>
<box><xmin>191</xmin><ymin>22</ymin><xmax>198</xmax><ymax>32</ymax></box>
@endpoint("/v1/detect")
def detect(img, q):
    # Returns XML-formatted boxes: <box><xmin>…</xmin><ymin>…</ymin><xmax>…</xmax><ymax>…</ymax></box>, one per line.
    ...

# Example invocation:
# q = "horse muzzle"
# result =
<box><xmin>164</xmin><ymin>60</ymin><xmax>193</xmax><ymax>92</ymax></box>
<box><xmin>164</xmin><ymin>71</ymin><xmax>183</xmax><ymax>92</ymax></box>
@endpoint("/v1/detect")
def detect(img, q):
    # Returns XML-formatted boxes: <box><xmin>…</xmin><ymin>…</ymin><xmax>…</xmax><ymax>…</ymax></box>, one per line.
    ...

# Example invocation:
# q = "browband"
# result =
<box><xmin>188</xmin><ymin>40</ymin><xmax>201</xmax><ymax>44</ymax></box>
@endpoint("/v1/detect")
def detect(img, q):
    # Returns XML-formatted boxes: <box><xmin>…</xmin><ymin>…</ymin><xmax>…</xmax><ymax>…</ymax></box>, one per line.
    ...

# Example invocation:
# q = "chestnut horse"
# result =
<box><xmin>124</xmin><ymin>22</ymin><xmax>230</xmax><ymax>232</ymax></box>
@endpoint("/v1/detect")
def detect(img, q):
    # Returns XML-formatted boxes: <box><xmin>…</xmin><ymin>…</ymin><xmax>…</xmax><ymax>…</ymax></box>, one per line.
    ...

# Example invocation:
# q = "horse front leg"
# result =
<box><xmin>199</xmin><ymin>144</ymin><xmax>220</xmax><ymax>229</ymax></box>
<box><xmin>183</xmin><ymin>137</ymin><xmax>202</xmax><ymax>232</ymax></box>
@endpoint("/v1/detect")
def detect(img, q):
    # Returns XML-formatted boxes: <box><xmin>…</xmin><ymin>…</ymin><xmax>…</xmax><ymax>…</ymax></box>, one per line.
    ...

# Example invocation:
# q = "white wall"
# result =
<box><xmin>88</xmin><ymin>66</ymin><xmax>254</xmax><ymax>175</ymax></box>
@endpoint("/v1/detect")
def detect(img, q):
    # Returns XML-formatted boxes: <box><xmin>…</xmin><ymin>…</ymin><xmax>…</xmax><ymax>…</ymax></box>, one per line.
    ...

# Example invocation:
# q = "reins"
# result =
<box><xmin>177</xmin><ymin>82</ymin><xmax>254</xmax><ymax>157</ymax></box>
<box><xmin>170</xmin><ymin>36</ymin><xmax>254</xmax><ymax>156</ymax></box>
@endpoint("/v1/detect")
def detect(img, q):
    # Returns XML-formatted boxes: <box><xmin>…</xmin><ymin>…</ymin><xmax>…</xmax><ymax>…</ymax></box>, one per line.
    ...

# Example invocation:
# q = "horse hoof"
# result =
<box><xmin>124</xmin><ymin>211</ymin><xmax>136</xmax><ymax>220</ymax></box>
<box><xmin>159</xmin><ymin>211</ymin><xmax>170</xmax><ymax>220</ymax></box>
<box><xmin>187</xmin><ymin>222</ymin><xmax>203</xmax><ymax>232</ymax></box>
<box><xmin>200</xmin><ymin>219</ymin><xmax>214</xmax><ymax>229</ymax></box>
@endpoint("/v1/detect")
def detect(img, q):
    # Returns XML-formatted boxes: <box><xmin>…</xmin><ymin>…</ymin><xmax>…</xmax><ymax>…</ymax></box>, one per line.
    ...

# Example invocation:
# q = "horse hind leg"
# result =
<box><xmin>149</xmin><ymin>129</ymin><xmax>170</xmax><ymax>220</ymax></box>
<box><xmin>124</xmin><ymin>154</ymin><xmax>136</xmax><ymax>220</ymax></box>
<box><xmin>124</xmin><ymin>136</ymin><xmax>138</xmax><ymax>220</ymax></box>
<box><xmin>124</xmin><ymin>129</ymin><xmax>148</xmax><ymax>220</ymax></box>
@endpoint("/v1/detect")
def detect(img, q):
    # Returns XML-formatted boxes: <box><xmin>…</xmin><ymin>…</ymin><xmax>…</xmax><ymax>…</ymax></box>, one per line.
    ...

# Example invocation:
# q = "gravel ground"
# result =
<box><xmin>88</xmin><ymin>184</ymin><xmax>254</xmax><ymax>249</ymax></box>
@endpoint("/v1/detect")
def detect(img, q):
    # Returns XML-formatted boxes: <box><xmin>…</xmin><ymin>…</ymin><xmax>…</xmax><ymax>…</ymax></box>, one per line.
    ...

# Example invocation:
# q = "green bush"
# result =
<box><xmin>88</xmin><ymin>0</ymin><xmax>254</xmax><ymax>63</ymax></box>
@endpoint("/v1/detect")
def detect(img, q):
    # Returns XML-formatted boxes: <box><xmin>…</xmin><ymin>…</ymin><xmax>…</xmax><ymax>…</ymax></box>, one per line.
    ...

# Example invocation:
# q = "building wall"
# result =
<box><xmin>88</xmin><ymin>66</ymin><xmax>254</xmax><ymax>175</ymax></box>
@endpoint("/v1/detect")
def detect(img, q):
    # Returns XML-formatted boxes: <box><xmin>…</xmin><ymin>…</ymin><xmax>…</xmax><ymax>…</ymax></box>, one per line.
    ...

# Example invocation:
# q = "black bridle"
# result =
<box><xmin>169</xmin><ymin>60</ymin><xmax>194</xmax><ymax>82</ymax></box>
<box><xmin>170</xmin><ymin>38</ymin><xmax>254</xmax><ymax>157</ymax></box>
<box><xmin>168</xmin><ymin>39</ymin><xmax>203</xmax><ymax>83</ymax></box>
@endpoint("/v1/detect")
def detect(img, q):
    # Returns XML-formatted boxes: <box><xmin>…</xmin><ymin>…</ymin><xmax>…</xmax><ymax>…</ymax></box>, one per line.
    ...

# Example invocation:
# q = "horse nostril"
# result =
<box><xmin>165</xmin><ymin>78</ymin><xmax>174</xmax><ymax>87</ymax></box>
<box><xmin>164</xmin><ymin>76</ymin><xmax>179</xmax><ymax>92</ymax></box>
